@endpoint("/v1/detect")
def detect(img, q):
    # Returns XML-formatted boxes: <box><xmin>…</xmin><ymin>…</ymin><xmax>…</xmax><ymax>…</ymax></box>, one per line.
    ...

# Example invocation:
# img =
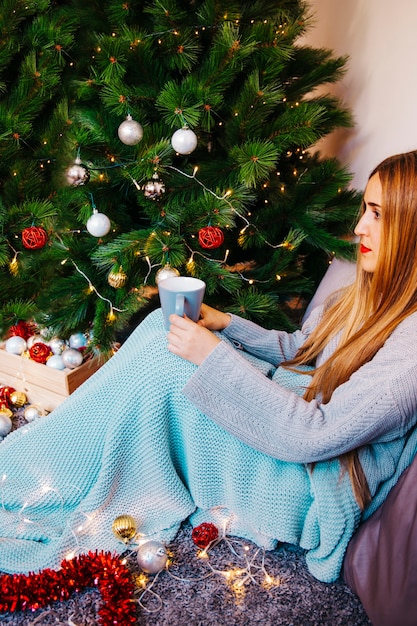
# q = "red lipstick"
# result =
<box><xmin>360</xmin><ymin>243</ymin><xmax>371</xmax><ymax>254</ymax></box>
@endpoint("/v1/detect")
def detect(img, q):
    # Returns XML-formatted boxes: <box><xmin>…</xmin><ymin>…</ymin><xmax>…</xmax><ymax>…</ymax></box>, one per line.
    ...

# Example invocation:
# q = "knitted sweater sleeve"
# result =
<box><xmin>183</xmin><ymin>313</ymin><xmax>417</xmax><ymax>464</ymax></box>
<box><xmin>220</xmin><ymin>305</ymin><xmax>322</xmax><ymax>365</ymax></box>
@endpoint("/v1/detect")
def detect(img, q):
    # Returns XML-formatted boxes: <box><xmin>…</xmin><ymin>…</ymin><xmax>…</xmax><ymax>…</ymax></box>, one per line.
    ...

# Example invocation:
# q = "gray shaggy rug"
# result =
<box><xmin>0</xmin><ymin>401</ymin><xmax>371</xmax><ymax>625</ymax></box>
<box><xmin>0</xmin><ymin>521</ymin><xmax>370</xmax><ymax>626</ymax></box>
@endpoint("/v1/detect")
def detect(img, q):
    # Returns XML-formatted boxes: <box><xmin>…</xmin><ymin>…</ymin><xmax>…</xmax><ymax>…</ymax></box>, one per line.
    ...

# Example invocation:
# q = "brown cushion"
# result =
<box><xmin>343</xmin><ymin>455</ymin><xmax>417</xmax><ymax>626</ymax></box>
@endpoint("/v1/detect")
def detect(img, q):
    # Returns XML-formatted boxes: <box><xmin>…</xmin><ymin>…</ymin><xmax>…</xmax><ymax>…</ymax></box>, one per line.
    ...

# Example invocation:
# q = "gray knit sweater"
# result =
<box><xmin>183</xmin><ymin>306</ymin><xmax>417</xmax><ymax>505</ymax></box>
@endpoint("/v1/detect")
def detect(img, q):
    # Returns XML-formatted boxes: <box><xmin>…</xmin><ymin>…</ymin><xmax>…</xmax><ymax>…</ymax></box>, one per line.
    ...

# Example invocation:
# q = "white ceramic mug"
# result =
<box><xmin>158</xmin><ymin>276</ymin><xmax>206</xmax><ymax>330</ymax></box>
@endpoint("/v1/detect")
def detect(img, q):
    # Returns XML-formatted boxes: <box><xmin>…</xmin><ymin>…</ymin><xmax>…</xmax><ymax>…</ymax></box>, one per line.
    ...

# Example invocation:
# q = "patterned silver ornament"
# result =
<box><xmin>66</xmin><ymin>157</ymin><xmax>90</xmax><ymax>186</ymax></box>
<box><xmin>136</xmin><ymin>540</ymin><xmax>168</xmax><ymax>574</ymax></box>
<box><xmin>118</xmin><ymin>115</ymin><xmax>144</xmax><ymax>146</ymax></box>
<box><xmin>143</xmin><ymin>173</ymin><xmax>165</xmax><ymax>200</ymax></box>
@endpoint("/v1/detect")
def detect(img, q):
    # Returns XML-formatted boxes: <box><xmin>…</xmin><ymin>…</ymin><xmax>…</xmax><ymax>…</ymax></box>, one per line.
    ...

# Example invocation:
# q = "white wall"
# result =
<box><xmin>304</xmin><ymin>0</ymin><xmax>417</xmax><ymax>190</ymax></box>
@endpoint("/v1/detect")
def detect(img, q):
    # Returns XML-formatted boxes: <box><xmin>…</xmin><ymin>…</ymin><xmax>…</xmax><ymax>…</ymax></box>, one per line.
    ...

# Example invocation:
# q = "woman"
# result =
<box><xmin>1</xmin><ymin>150</ymin><xmax>417</xmax><ymax>582</ymax></box>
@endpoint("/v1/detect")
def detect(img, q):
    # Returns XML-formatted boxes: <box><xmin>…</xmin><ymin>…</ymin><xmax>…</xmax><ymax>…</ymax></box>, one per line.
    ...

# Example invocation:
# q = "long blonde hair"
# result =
<box><xmin>285</xmin><ymin>150</ymin><xmax>417</xmax><ymax>509</ymax></box>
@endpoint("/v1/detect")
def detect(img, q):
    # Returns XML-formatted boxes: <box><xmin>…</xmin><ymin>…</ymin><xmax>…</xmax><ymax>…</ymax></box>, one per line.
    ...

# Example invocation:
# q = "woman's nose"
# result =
<box><xmin>354</xmin><ymin>213</ymin><xmax>367</xmax><ymax>236</ymax></box>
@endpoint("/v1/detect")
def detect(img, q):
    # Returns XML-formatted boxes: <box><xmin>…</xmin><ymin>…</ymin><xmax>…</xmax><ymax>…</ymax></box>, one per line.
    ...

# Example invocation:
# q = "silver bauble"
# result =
<box><xmin>86</xmin><ymin>211</ymin><xmax>111</xmax><ymax>237</ymax></box>
<box><xmin>171</xmin><ymin>127</ymin><xmax>198</xmax><ymax>155</ymax></box>
<box><xmin>5</xmin><ymin>336</ymin><xmax>27</xmax><ymax>355</ymax></box>
<box><xmin>61</xmin><ymin>348</ymin><xmax>84</xmax><ymax>369</ymax></box>
<box><xmin>155</xmin><ymin>264</ymin><xmax>180</xmax><ymax>284</ymax></box>
<box><xmin>46</xmin><ymin>354</ymin><xmax>66</xmax><ymax>370</ymax></box>
<box><xmin>118</xmin><ymin>115</ymin><xmax>144</xmax><ymax>146</ymax></box>
<box><xmin>0</xmin><ymin>411</ymin><xmax>12</xmax><ymax>437</ymax></box>
<box><xmin>27</xmin><ymin>334</ymin><xmax>44</xmax><ymax>349</ymax></box>
<box><xmin>136</xmin><ymin>540</ymin><xmax>168</xmax><ymax>574</ymax></box>
<box><xmin>24</xmin><ymin>404</ymin><xmax>43</xmax><ymax>423</ymax></box>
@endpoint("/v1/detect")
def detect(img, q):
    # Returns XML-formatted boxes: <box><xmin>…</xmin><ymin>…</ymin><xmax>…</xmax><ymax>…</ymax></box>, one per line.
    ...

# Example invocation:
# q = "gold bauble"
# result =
<box><xmin>108</xmin><ymin>267</ymin><xmax>128</xmax><ymax>288</ymax></box>
<box><xmin>0</xmin><ymin>406</ymin><xmax>13</xmax><ymax>419</ymax></box>
<box><xmin>112</xmin><ymin>514</ymin><xmax>137</xmax><ymax>543</ymax></box>
<box><xmin>10</xmin><ymin>390</ymin><xmax>27</xmax><ymax>407</ymax></box>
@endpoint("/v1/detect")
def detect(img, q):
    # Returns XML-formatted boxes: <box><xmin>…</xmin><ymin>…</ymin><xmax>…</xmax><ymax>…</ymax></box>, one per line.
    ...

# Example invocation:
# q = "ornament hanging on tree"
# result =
<box><xmin>86</xmin><ymin>210</ymin><xmax>111</xmax><ymax>237</ymax></box>
<box><xmin>171</xmin><ymin>126</ymin><xmax>198</xmax><ymax>155</ymax></box>
<box><xmin>117</xmin><ymin>114</ymin><xmax>144</xmax><ymax>145</ymax></box>
<box><xmin>65</xmin><ymin>156</ymin><xmax>90</xmax><ymax>186</ymax></box>
<box><xmin>108</xmin><ymin>266</ymin><xmax>127</xmax><ymax>288</ymax></box>
<box><xmin>21</xmin><ymin>226</ymin><xmax>48</xmax><ymax>250</ymax></box>
<box><xmin>143</xmin><ymin>172</ymin><xmax>166</xmax><ymax>200</ymax></box>
<box><xmin>155</xmin><ymin>264</ymin><xmax>180</xmax><ymax>284</ymax></box>
<box><xmin>198</xmin><ymin>225</ymin><xmax>225</xmax><ymax>249</ymax></box>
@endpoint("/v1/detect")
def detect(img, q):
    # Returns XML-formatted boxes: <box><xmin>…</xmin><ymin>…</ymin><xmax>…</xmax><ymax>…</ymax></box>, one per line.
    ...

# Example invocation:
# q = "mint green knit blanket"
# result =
<box><xmin>0</xmin><ymin>309</ymin><xmax>414</xmax><ymax>581</ymax></box>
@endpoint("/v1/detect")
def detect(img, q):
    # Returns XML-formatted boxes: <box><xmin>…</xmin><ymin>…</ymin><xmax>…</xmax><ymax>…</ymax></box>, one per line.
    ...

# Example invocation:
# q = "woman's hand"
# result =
<box><xmin>197</xmin><ymin>303</ymin><xmax>231</xmax><ymax>331</ymax></box>
<box><xmin>167</xmin><ymin>314</ymin><xmax>221</xmax><ymax>365</ymax></box>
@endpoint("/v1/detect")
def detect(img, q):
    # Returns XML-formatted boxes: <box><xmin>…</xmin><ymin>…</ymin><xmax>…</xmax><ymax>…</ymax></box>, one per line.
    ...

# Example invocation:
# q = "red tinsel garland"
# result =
<box><xmin>0</xmin><ymin>551</ymin><xmax>137</xmax><ymax>625</ymax></box>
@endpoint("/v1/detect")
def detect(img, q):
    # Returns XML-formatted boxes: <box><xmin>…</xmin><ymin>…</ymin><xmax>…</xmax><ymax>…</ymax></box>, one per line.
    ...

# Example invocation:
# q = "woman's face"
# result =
<box><xmin>354</xmin><ymin>173</ymin><xmax>383</xmax><ymax>273</ymax></box>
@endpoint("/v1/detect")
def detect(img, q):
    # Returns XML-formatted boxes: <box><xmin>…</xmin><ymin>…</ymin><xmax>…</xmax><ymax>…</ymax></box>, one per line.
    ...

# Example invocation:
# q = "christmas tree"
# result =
<box><xmin>0</xmin><ymin>0</ymin><xmax>361</xmax><ymax>359</ymax></box>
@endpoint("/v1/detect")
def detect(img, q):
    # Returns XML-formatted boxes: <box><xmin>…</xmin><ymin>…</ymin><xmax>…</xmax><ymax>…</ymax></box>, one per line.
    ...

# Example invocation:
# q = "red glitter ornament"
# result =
<box><xmin>198</xmin><ymin>226</ymin><xmax>224</xmax><ymax>249</ymax></box>
<box><xmin>0</xmin><ymin>551</ymin><xmax>137</xmax><ymax>625</ymax></box>
<box><xmin>0</xmin><ymin>385</ymin><xmax>15</xmax><ymax>407</ymax></box>
<box><xmin>191</xmin><ymin>522</ymin><xmax>219</xmax><ymax>549</ymax></box>
<box><xmin>21</xmin><ymin>226</ymin><xmax>48</xmax><ymax>250</ymax></box>
<box><xmin>9</xmin><ymin>320</ymin><xmax>37</xmax><ymax>340</ymax></box>
<box><xmin>29</xmin><ymin>342</ymin><xmax>52</xmax><ymax>364</ymax></box>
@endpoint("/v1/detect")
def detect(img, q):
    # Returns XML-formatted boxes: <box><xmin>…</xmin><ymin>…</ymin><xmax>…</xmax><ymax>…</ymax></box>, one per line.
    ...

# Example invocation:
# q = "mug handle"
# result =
<box><xmin>175</xmin><ymin>293</ymin><xmax>185</xmax><ymax>317</ymax></box>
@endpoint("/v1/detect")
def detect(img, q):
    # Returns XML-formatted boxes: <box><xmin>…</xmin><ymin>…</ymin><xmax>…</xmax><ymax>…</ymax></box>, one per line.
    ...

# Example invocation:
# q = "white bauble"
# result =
<box><xmin>171</xmin><ymin>127</ymin><xmax>198</xmax><ymax>155</ymax></box>
<box><xmin>118</xmin><ymin>115</ymin><xmax>144</xmax><ymax>145</ymax></box>
<box><xmin>86</xmin><ymin>211</ymin><xmax>111</xmax><ymax>237</ymax></box>
<box><xmin>5</xmin><ymin>336</ymin><xmax>27</xmax><ymax>355</ymax></box>
<box><xmin>61</xmin><ymin>348</ymin><xmax>84</xmax><ymax>369</ymax></box>
<box><xmin>46</xmin><ymin>354</ymin><xmax>66</xmax><ymax>370</ymax></box>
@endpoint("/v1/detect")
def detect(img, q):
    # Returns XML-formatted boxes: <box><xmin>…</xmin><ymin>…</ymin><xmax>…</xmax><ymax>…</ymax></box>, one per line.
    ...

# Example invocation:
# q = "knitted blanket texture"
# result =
<box><xmin>0</xmin><ymin>309</ymin><xmax>413</xmax><ymax>582</ymax></box>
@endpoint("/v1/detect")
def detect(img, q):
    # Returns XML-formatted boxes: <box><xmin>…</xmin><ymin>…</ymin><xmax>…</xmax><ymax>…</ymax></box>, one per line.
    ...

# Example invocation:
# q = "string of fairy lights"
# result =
<box><xmin>4</xmin><ymin>13</ymin><xmax>315</xmax><ymax>327</ymax></box>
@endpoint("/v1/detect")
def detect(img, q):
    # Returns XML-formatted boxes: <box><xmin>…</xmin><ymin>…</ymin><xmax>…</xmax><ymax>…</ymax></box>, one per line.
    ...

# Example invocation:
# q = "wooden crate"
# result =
<box><xmin>0</xmin><ymin>348</ymin><xmax>102</xmax><ymax>412</ymax></box>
